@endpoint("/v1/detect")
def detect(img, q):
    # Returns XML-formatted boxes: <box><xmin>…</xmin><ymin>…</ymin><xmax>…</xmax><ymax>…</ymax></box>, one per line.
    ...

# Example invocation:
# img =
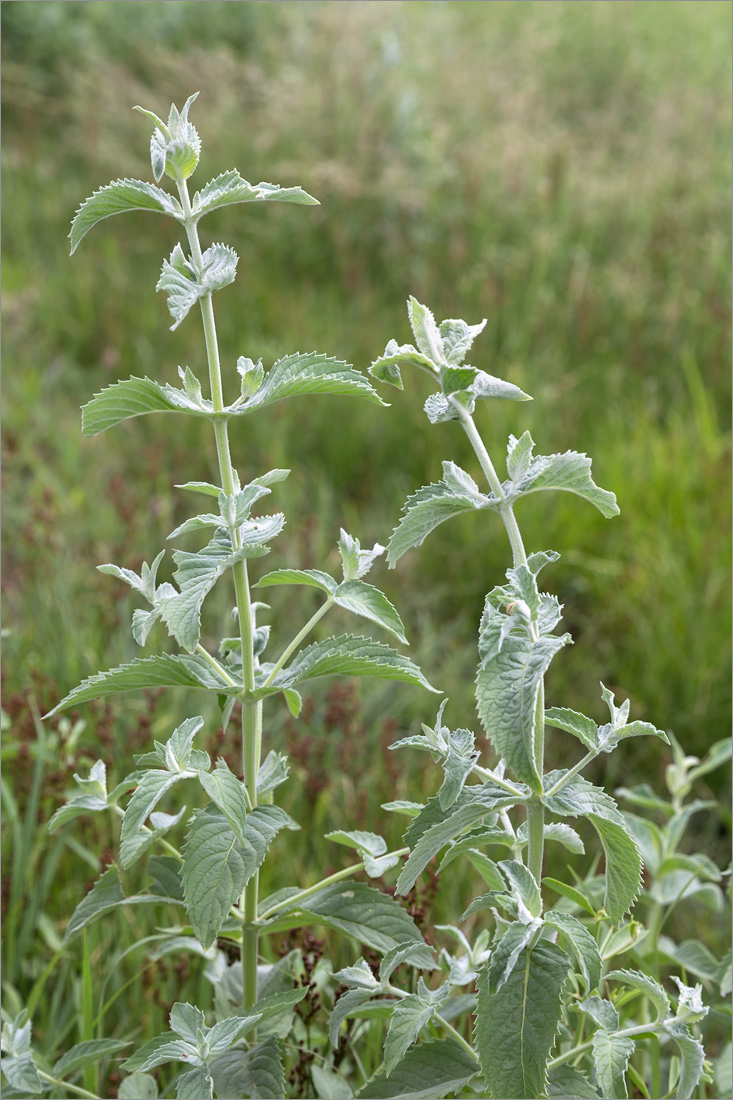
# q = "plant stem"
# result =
<box><xmin>263</xmin><ymin>598</ymin><xmax>334</xmax><ymax>688</ymax></box>
<box><xmin>257</xmin><ymin>849</ymin><xmax>410</xmax><ymax>922</ymax></box>
<box><xmin>453</xmin><ymin>401</ymin><xmax>546</xmax><ymax>875</ymax></box>
<box><xmin>176</xmin><ymin>172</ymin><xmax>262</xmax><ymax>1019</ymax></box>
<box><xmin>37</xmin><ymin>1071</ymin><xmax>101</xmax><ymax>1099</ymax></box>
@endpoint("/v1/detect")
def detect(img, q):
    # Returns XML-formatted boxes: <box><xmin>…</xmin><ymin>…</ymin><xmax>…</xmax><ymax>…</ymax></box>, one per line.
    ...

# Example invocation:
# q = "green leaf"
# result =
<box><xmin>260</xmin><ymin>634</ymin><xmax>438</xmax><ymax>696</ymax></box>
<box><xmin>592</xmin><ymin>1031</ymin><xmax>635</xmax><ymax>1100</ymax></box>
<box><xmin>475</xmin><ymin>942</ymin><xmax>571</xmax><ymax>1099</ymax></box>
<box><xmin>62</xmin><ymin>866</ymin><xmax>182</xmax><ymax>945</ymax></box>
<box><xmin>1</xmin><ymin>1051</ymin><xmax>44</xmax><ymax>1094</ymax></box>
<box><xmin>46</xmin><ymin>653</ymin><xmax>241</xmax><ymax>717</ymax></box>
<box><xmin>118</xmin><ymin>1072</ymin><xmax>159</xmax><ymax>1099</ymax></box>
<box><xmin>192</xmin><ymin>170</ymin><xmax>318</xmax><ymax>220</ymax></box>
<box><xmin>199</xmin><ymin>763</ymin><xmax>248</xmax><ymax>845</ymax></box>
<box><xmin>426</xmin><ymin>369</ymin><xmax>531</xmax><ymax>422</ymax></box>
<box><xmin>311</xmin><ymin>1063</ymin><xmax>354</xmax><ymax>1100</ymax></box>
<box><xmin>542</xmin><ymin>877</ymin><xmax>598</xmax><ymax>916</ymax></box>
<box><xmin>508</xmin><ymin>442</ymin><xmax>620</xmax><ymax>518</ymax></box>
<box><xmin>47</xmin><ymin>760</ymin><xmax>111</xmax><ymax>832</ymax></box>
<box><xmin>385</xmin><ymin>979</ymin><xmax>443</xmax><ymax>1076</ymax></box>
<box><xmin>254</xmin><ymin>568</ymin><xmax>336</xmax><ymax>594</ymax></box>
<box><xmin>546</xmin><ymin>1064</ymin><xmax>600</xmax><ymax>1099</ymax></box>
<box><xmin>176</xmin><ymin>1065</ymin><xmax>213</xmax><ymax>1100</ymax></box>
<box><xmin>238</xmin><ymin>351</ymin><xmax>385</xmax><ymax>412</ymax></box>
<box><xmin>121</xmin><ymin>771</ymin><xmax>187</xmax><ymax>847</ymax></box>
<box><xmin>120</xmin><ymin>807</ymin><xmax>186</xmax><ymax>869</ymax></box>
<box><xmin>333</xmin><ymin>580</ymin><xmax>408</xmax><ymax>643</ymax></box>
<box><xmin>266</xmin><ymin>880</ymin><xmax>424</xmax><ymax>955</ymax></box>
<box><xmin>211</xmin><ymin>1036</ymin><xmax>285</xmax><ymax>1100</ymax></box>
<box><xmin>544</xmin><ymin>707</ymin><xmax>600</xmax><ymax>752</ymax></box>
<box><xmin>355</xmin><ymin>1038</ymin><xmax>478</xmax><ymax>1099</ymax></box>
<box><xmin>544</xmin><ymin>774</ymin><xmax>642</xmax><ymax>923</ymax></box>
<box><xmin>82</xmin><ymin>376</ymin><xmax>211</xmax><ymax>437</ymax></box>
<box><xmin>665</xmin><ymin>1021</ymin><xmax>706</xmax><ymax>1100</ymax></box>
<box><xmin>499</xmin><ymin>859</ymin><xmax>543</xmax><ymax>918</ymax></box>
<box><xmin>328</xmin><ymin>989</ymin><xmax>375</xmax><ymax>1047</ymax></box>
<box><xmin>396</xmin><ymin>784</ymin><xmax>524</xmax><ymax>895</ymax></box>
<box><xmin>183</xmin><ymin>805</ymin><xmax>295</xmax><ymax>950</ymax></box>
<box><xmin>476</xmin><ymin>633</ymin><xmax>571</xmax><ymax>789</ymax></box>
<box><xmin>162</xmin><ymin>531</ymin><xmax>280</xmax><ymax>652</ymax></box>
<box><xmin>604</xmin><ymin>969</ymin><xmax>670</xmax><ymax>1021</ymax></box>
<box><xmin>544</xmin><ymin>911</ymin><xmax>602</xmax><ymax>993</ymax></box>
<box><xmin>53</xmin><ymin>1039</ymin><xmax>130</xmax><ymax>1079</ymax></box>
<box><xmin>578</xmin><ymin>995</ymin><xmax>620</xmax><ymax>1034</ymax></box>
<box><xmin>337</xmin><ymin>529</ymin><xmax>385</xmax><ymax>581</ymax></box>
<box><xmin>408</xmin><ymin>296</ymin><xmax>444</xmax><ymax>363</ymax></box>
<box><xmin>379</xmin><ymin>942</ymin><xmax>439</xmax><ymax>984</ymax></box>
<box><xmin>439</xmin><ymin>317</ymin><xmax>488</xmax><ymax>366</ymax></box>
<box><xmin>69</xmin><ymin>178</ymin><xmax>182</xmax><ymax>254</ymax></box>
<box><xmin>487</xmin><ymin>920</ymin><xmax>543</xmax><ymax>993</ymax></box>
<box><xmin>326</xmin><ymin>830</ymin><xmax>400</xmax><ymax>877</ymax></box>
<box><xmin>157</xmin><ymin>242</ymin><xmax>238</xmax><ymax>330</ymax></box>
<box><xmin>387</xmin><ymin>462</ymin><xmax>495</xmax><ymax>566</ymax></box>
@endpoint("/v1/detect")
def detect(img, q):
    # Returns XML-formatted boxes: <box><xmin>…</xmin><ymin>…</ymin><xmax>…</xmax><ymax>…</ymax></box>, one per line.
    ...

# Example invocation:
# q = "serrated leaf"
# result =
<box><xmin>438</xmin><ymin>727</ymin><xmax>479</xmax><ymax>810</ymax></box>
<box><xmin>256</xmin><ymin>751</ymin><xmax>290</xmax><ymax>799</ymax></box>
<box><xmin>1</xmin><ymin>1051</ymin><xmax>43</xmax><ymax>1094</ymax></box>
<box><xmin>118</xmin><ymin>1071</ymin><xmax>159</xmax><ymax>1099</ymax></box>
<box><xmin>267</xmin><ymin>880</ymin><xmax>423</xmax><ymax>955</ymax></box>
<box><xmin>605</xmin><ymin>969</ymin><xmax>670</xmax><ymax>1020</ymax></box>
<box><xmin>545</xmin><ymin>707</ymin><xmax>600</xmax><ymax>752</ymax></box>
<box><xmin>260</xmin><ymin>634</ymin><xmax>437</xmax><ymax>696</ymax></box>
<box><xmin>355</xmin><ymin>1038</ymin><xmax>478</xmax><ymax>1099</ymax></box>
<box><xmin>311</xmin><ymin>1064</ymin><xmax>354</xmax><ymax>1100</ymax></box>
<box><xmin>81</xmin><ymin>376</ymin><xmax>211</xmax><ymax>437</ymax></box>
<box><xmin>121</xmin><ymin>771</ymin><xmax>187</xmax><ymax>846</ymax></box>
<box><xmin>487</xmin><ymin>920</ymin><xmax>543</xmax><ymax>993</ymax></box>
<box><xmin>511</xmin><ymin>448</ymin><xmax>619</xmax><ymax>518</ymax></box>
<box><xmin>387</xmin><ymin>467</ymin><xmax>496</xmax><ymax>565</ymax></box>
<box><xmin>62</xmin><ymin>866</ymin><xmax>182</xmax><ymax>945</ymax></box>
<box><xmin>52</xmin><ymin>1038</ymin><xmax>130</xmax><ymax>1080</ymax></box>
<box><xmin>211</xmin><ymin>1036</ymin><xmax>285</xmax><ymax>1100</ymax></box>
<box><xmin>578</xmin><ymin>995</ymin><xmax>620</xmax><ymax>1033</ymax></box>
<box><xmin>328</xmin><ymin>989</ymin><xmax>374</xmax><ymax>1048</ymax></box>
<box><xmin>183</xmin><ymin>805</ymin><xmax>295</xmax><ymax>950</ymax></box>
<box><xmin>176</xmin><ymin>1065</ymin><xmax>213</xmax><ymax>1100</ymax></box>
<box><xmin>236</xmin><ymin>351</ymin><xmax>385</xmax><ymax>412</ymax></box>
<box><xmin>120</xmin><ymin>806</ymin><xmax>186</xmax><ymax>869</ymax></box>
<box><xmin>379</xmin><ymin>942</ymin><xmax>438</xmax><ymax>984</ymax></box>
<box><xmin>192</xmin><ymin>170</ymin><xmax>318</xmax><ymax>222</ymax></box>
<box><xmin>475</xmin><ymin>941</ymin><xmax>571</xmax><ymax>1100</ymax></box>
<box><xmin>396</xmin><ymin>784</ymin><xmax>523</xmax><ymax>895</ymax></box>
<box><xmin>544</xmin><ymin>773</ymin><xmax>642</xmax><ymax>923</ymax></box>
<box><xmin>157</xmin><ymin>242</ymin><xmax>238</xmax><ymax>330</ymax></box>
<box><xmin>370</xmin><ymin>340</ymin><xmax>436</xmax><ymax>388</ymax></box>
<box><xmin>544</xmin><ymin>911</ymin><xmax>602</xmax><ymax>993</ymax></box>
<box><xmin>546</xmin><ymin>1064</ymin><xmax>600</xmax><ymax>1099</ymax></box>
<box><xmin>45</xmin><ymin>653</ymin><xmax>241</xmax><ymax>717</ymax></box>
<box><xmin>476</xmin><ymin>633</ymin><xmax>571</xmax><ymax>789</ymax></box>
<box><xmin>333</xmin><ymin>580</ymin><xmax>408</xmax><ymax>643</ymax></box>
<box><xmin>385</xmin><ymin>980</ymin><xmax>442</xmax><ymax>1076</ymax></box>
<box><xmin>439</xmin><ymin>317</ymin><xmax>488</xmax><ymax>365</ymax></box>
<box><xmin>69</xmin><ymin>178</ymin><xmax>182</xmax><ymax>253</ymax></box>
<box><xmin>254</xmin><ymin>568</ymin><xmax>336</xmax><ymax>593</ymax></box>
<box><xmin>199</xmin><ymin>763</ymin><xmax>248</xmax><ymax>845</ymax></box>
<box><xmin>407</xmin><ymin>296</ymin><xmax>444</xmax><ymax>363</ymax></box>
<box><xmin>664</xmin><ymin>1021</ymin><xmax>706</xmax><ymax>1100</ymax></box>
<box><xmin>592</xmin><ymin>1031</ymin><xmax>635</xmax><ymax>1100</ymax></box>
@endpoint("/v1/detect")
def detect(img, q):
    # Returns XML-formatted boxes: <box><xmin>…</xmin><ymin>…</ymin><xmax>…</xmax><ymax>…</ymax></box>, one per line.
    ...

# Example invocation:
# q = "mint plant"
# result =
<box><xmin>6</xmin><ymin>95</ymin><xmax>729</xmax><ymax>1100</ymax></box>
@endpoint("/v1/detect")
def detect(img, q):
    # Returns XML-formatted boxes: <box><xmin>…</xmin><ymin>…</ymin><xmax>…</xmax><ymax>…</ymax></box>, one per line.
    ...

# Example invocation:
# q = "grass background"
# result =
<box><xmin>2</xmin><ymin>1</ymin><xmax>731</xmax><ymax>1093</ymax></box>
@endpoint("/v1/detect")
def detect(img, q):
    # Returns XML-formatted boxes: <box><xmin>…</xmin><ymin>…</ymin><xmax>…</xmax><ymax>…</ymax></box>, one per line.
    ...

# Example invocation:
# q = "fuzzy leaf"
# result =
<box><xmin>192</xmin><ymin>170</ymin><xmax>318</xmax><ymax>220</ymax></box>
<box><xmin>544</xmin><ymin>707</ymin><xmax>600</xmax><ymax>752</ymax></box>
<box><xmin>121</xmin><ymin>770</ymin><xmax>188</xmax><ymax>845</ymax></box>
<box><xmin>408</xmin><ymin>297</ymin><xmax>444</xmax><ymax>363</ymax></box>
<box><xmin>69</xmin><ymin>178</ymin><xmax>182</xmax><ymax>253</ymax></box>
<box><xmin>665</xmin><ymin>1021</ymin><xmax>706</xmax><ymax>1100</ymax></box>
<box><xmin>476</xmin><ymin>942</ymin><xmax>571</xmax><ymax>1099</ymax></box>
<box><xmin>544</xmin><ymin>775</ymin><xmax>642</xmax><ymax>923</ymax></box>
<box><xmin>82</xmin><ymin>376</ymin><xmax>210</xmax><ymax>437</ymax></box>
<box><xmin>544</xmin><ymin>911</ymin><xmax>602</xmax><ymax>993</ymax></box>
<box><xmin>46</xmin><ymin>654</ymin><xmax>241</xmax><ymax>717</ymax></box>
<box><xmin>157</xmin><ymin>242</ymin><xmax>238</xmax><ymax>330</ymax></box>
<box><xmin>476</xmin><ymin>633</ymin><xmax>571</xmax><ymax>789</ymax></box>
<box><xmin>487</xmin><ymin>920</ymin><xmax>543</xmax><ymax>993</ymax></box>
<box><xmin>370</xmin><ymin>340</ymin><xmax>436</xmax><ymax>388</ymax></box>
<box><xmin>388</xmin><ymin>463</ymin><xmax>496</xmax><ymax>565</ymax></box>
<box><xmin>238</xmin><ymin>351</ymin><xmax>385</xmax><ymax>411</ymax></box>
<box><xmin>198</xmin><ymin>763</ymin><xmax>248</xmax><ymax>845</ymax></box>
<box><xmin>333</xmin><ymin>580</ymin><xmax>408</xmax><ymax>643</ymax></box>
<box><xmin>260</xmin><ymin>634</ymin><xmax>437</xmax><ymax>696</ymax></box>
<box><xmin>254</xmin><ymin>568</ymin><xmax>336</xmax><ymax>594</ymax></box>
<box><xmin>211</xmin><ymin>1036</ymin><xmax>285</xmax><ymax>1100</ymax></box>
<box><xmin>62</xmin><ymin>866</ymin><xmax>182</xmax><ymax>945</ymax></box>
<box><xmin>396</xmin><ymin>784</ymin><xmax>523</xmax><ymax>895</ymax></box>
<box><xmin>266</xmin><ymin>881</ymin><xmax>423</xmax><ymax>955</ymax></box>
<box><xmin>439</xmin><ymin>317</ymin><xmax>488</xmax><ymax>366</ymax></box>
<box><xmin>355</xmin><ymin>1038</ymin><xmax>478</xmax><ymax>1099</ymax></box>
<box><xmin>546</xmin><ymin>1064</ymin><xmax>600</xmax><ymax>1099</ymax></box>
<box><xmin>176</xmin><ymin>1065</ymin><xmax>213</xmax><ymax>1100</ymax></box>
<box><xmin>592</xmin><ymin>1031</ymin><xmax>635</xmax><ymax>1100</ymax></box>
<box><xmin>118</xmin><ymin>1072</ymin><xmax>159</xmax><ymax>1099</ymax></box>
<box><xmin>604</xmin><ymin>969</ymin><xmax>670</xmax><ymax>1021</ymax></box>
<box><xmin>53</xmin><ymin>1039</ymin><xmax>130</xmax><ymax>1079</ymax></box>
<box><xmin>385</xmin><ymin>980</ymin><xmax>443</xmax><ymax>1076</ymax></box>
<box><xmin>509</xmin><ymin>443</ymin><xmax>619</xmax><ymax>518</ymax></box>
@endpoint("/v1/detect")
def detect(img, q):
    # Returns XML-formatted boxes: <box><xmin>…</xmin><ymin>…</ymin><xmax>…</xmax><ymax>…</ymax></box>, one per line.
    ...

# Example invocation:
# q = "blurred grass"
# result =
<box><xmin>2</xmin><ymin>0</ymin><xmax>731</xmax><ymax>1078</ymax></box>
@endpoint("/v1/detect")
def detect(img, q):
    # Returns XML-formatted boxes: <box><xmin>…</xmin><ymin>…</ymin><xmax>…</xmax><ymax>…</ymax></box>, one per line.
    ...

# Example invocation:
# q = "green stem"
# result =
<box><xmin>37</xmin><ymin>1071</ymin><xmax>101</xmax><ymax>1100</ymax></box>
<box><xmin>257</xmin><ymin>849</ymin><xmax>410</xmax><ymax>922</ymax></box>
<box><xmin>543</xmin><ymin>748</ymin><xmax>599</xmax><ymax>798</ymax></box>
<box><xmin>176</xmin><ymin>172</ymin><xmax>262</xmax><ymax>1020</ymax></box>
<box><xmin>262</xmin><ymin>598</ymin><xmax>334</xmax><ymax>688</ymax></box>
<box><xmin>454</xmin><ymin>401</ymin><xmax>546</xmax><ymax>873</ymax></box>
<box><xmin>548</xmin><ymin>1020</ymin><xmax>663</xmax><ymax>1070</ymax></box>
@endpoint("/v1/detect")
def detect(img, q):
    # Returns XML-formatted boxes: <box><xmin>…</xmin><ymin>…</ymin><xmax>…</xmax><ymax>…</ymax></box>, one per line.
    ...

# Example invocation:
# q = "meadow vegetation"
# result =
<box><xmin>1</xmin><ymin>3</ymin><xmax>730</xmax><ymax>1097</ymax></box>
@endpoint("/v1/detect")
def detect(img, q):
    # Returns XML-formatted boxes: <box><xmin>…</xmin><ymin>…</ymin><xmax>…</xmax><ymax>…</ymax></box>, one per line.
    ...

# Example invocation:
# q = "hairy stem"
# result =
<box><xmin>176</xmin><ymin>172</ymin><xmax>262</xmax><ymax>1020</ymax></box>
